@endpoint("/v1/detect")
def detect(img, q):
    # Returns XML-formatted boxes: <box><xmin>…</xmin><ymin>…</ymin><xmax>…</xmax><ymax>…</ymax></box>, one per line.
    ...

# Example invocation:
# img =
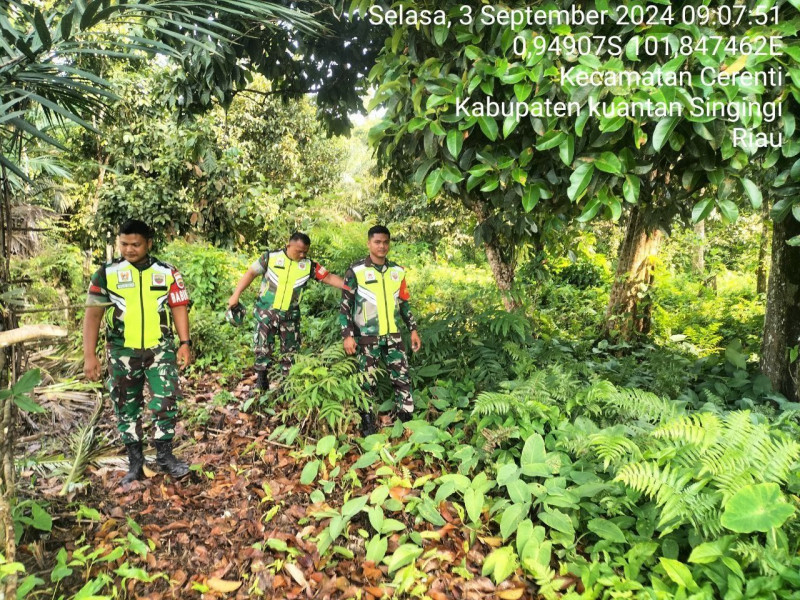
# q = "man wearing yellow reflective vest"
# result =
<box><xmin>340</xmin><ymin>225</ymin><xmax>422</xmax><ymax>435</ymax></box>
<box><xmin>228</xmin><ymin>232</ymin><xmax>346</xmax><ymax>391</ymax></box>
<box><xmin>83</xmin><ymin>219</ymin><xmax>192</xmax><ymax>485</ymax></box>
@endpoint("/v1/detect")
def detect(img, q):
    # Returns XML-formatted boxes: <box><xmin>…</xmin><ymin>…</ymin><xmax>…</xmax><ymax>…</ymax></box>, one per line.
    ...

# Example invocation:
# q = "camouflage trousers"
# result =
<box><xmin>358</xmin><ymin>337</ymin><xmax>413</xmax><ymax>414</ymax></box>
<box><xmin>106</xmin><ymin>341</ymin><xmax>181</xmax><ymax>444</ymax></box>
<box><xmin>253</xmin><ymin>308</ymin><xmax>300</xmax><ymax>377</ymax></box>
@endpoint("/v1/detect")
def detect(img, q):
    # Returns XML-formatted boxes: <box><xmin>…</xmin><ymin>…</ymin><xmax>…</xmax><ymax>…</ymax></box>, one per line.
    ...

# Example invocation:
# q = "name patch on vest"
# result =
<box><xmin>117</xmin><ymin>282</ymin><xmax>135</xmax><ymax>289</ymax></box>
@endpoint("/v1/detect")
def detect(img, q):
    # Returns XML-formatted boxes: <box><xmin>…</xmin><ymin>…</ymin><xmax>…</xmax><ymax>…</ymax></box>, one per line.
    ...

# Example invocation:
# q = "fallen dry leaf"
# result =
<box><xmin>496</xmin><ymin>588</ymin><xmax>525</xmax><ymax>599</ymax></box>
<box><xmin>206</xmin><ymin>577</ymin><xmax>241</xmax><ymax>593</ymax></box>
<box><xmin>283</xmin><ymin>563</ymin><xmax>309</xmax><ymax>590</ymax></box>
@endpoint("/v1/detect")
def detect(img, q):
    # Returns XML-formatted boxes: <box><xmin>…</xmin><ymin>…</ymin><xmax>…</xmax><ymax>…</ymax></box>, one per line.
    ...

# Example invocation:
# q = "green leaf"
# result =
<box><xmin>522</xmin><ymin>186</ymin><xmax>539</xmax><ymax>212</ymax></box>
<box><xmin>520</xmin><ymin>434</ymin><xmax>549</xmax><ymax>477</ymax></box>
<box><xmin>652</xmin><ymin>117</ymin><xmax>679</xmax><ymax>151</ymax></box>
<box><xmin>721</xmin><ymin>483</ymin><xmax>796</xmax><ymax>533</ymax></box>
<box><xmin>477</xmin><ymin>117</ymin><xmax>498</xmax><ymax>141</ymax></box>
<box><xmin>464</xmin><ymin>488</ymin><xmax>484</xmax><ymax>523</ymax></box>
<box><xmin>425</xmin><ymin>168</ymin><xmax>446</xmax><ymax>198</ymax></box>
<box><xmin>688</xmin><ymin>541</ymin><xmax>726</xmax><ymax>564</ymax></box>
<box><xmin>691</xmin><ymin>197</ymin><xmax>715</xmax><ymax>224</ymax></box>
<box><xmin>446</xmin><ymin>129</ymin><xmax>462</xmax><ymax>158</ymax></box>
<box><xmin>300</xmin><ymin>460</ymin><xmax>320</xmax><ymax>485</ymax></box>
<box><xmin>741</xmin><ymin>178</ymin><xmax>762</xmax><ymax>209</ymax></box>
<box><xmin>500</xmin><ymin>503</ymin><xmax>529</xmax><ymax>539</ymax></box>
<box><xmin>416</xmin><ymin>497</ymin><xmax>445</xmax><ymax>526</ymax></box>
<box><xmin>659</xmin><ymin>558</ymin><xmax>698</xmax><ymax>591</ymax></box>
<box><xmin>30</xmin><ymin>503</ymin><xmax>52</xmax><ymax>532</ymax></box>
<box><xmin>342</xmin><ymin>495</ymin><xmax>369</xmax><ymax>518</ymax></box>
<box><xmin>595</xmin><ymin>152</ymin><xmax>623</xmax><ymax>175</ymax></box>
<box><xmin>536</xmin><ymin>131</ymin><xmax>566</xmax><ymax>151</ymax></box>
<box><xmin>365</xmin><ymin>536</ymin><xmax>388</xmax><ymax>563</ymax></box>
<box><xmin>316</xmin><ymin>435</ymin><xmax>336</xmax><ymax>456</ymax></box>
<box><xmin>717</xmin><ymin>199</ymin><xmax>739</xmax><ymax>224</ymax></box>
<box><xmin>623</xmin><ymin>175</ymin><xmax>640</xmax><ymax>204</ymax></box>
<box><xmin>265</xmin><ymin>538</ymin><xmax>289</xmax><ymax>552</ymax></box>
<box><xmin>482</xmin><ymin>546</ymin><xmax>518</xmax><ymax>584</ymax></box>
<box><xmin>14</xmin><ymin>369</ymin><xmax>41</xmax><ymax>396</ymax></box>
<box><xmin>587</xmin><ymin>518</ymin><xmax>626</xmax><ymax>544</ymax></box>
<box><xmin>538</xmin><ymin>509</ymin><xmax>574</xmax><ymax>535</ymax></box>
<box><xmin>12</xmin><ymin>394</ymin><xmax>45</xmax><ymax>414</ymax></box>
<box><xmin>352</xmin><ymin>452</ymin><xmax>378</xmax><ymax>470</ymax></box>
<box><xmin>386</xmin><ymin>544</ymin><xmax>423</xmax><ymax>573</ymax></box>
<box><xmin>567</xmin><ymin>163</ymin><xmax>595</xmax><ymax>202</ymax></box>
<box><xmin>126</xmin><ymin>532</ymin><xmax>148</xmax><ymax>558</ymax></box>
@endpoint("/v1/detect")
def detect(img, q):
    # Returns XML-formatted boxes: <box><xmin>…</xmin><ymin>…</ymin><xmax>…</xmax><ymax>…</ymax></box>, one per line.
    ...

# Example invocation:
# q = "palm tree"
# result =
<box><xmin>0</xmin><ymin>0</ymin><xmax>320</xmax><ymax>180</ymax></box>
<box><xmin>0</xmin><ymin>3</ymin><xmax>320</xmax><ymax>596</ymax></box>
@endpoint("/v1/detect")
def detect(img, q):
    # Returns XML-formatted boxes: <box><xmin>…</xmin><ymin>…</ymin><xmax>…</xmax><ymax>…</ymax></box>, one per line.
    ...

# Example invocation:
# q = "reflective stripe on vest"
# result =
<box><xmin>354</xmin><ymin>264</ymin><xmax>404</xmax><ymax>336</ymax></box>
<box><xmin>267</xmin><ymin>253</ymin><xmax>312</xmax><ymax>311</ymax></box>
<box><xmin>106</xmin><ymin>261</ymin><xmax>173</xmax><ymax>349</ymax></box>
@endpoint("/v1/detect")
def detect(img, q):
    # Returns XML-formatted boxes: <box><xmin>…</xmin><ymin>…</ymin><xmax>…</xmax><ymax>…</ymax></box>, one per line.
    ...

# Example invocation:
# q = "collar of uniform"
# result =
<box><xmin>365</xmin><ymin>255</ymin><xmax>388</xmax><ymax>272</ymax></box>
<box><xmin>130</xmin><ymin>255</ymin><xmax>154</xmax><ymax>270</ymax></box>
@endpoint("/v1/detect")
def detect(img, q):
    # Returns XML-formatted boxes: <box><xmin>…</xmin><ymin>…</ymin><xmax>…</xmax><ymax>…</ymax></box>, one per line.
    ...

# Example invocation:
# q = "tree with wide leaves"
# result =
<box><xmin>367</xmin><ymin>0</ymin><xmax>795</xmax><ymax>333</ymax></box>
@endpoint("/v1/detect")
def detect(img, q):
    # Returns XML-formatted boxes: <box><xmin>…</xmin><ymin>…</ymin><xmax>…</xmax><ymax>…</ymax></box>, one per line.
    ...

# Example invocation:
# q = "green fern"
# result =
<box><xmin>615</xmin><ymin>410</ymin><xmax>800</xmax><ymax>537</ymax></box>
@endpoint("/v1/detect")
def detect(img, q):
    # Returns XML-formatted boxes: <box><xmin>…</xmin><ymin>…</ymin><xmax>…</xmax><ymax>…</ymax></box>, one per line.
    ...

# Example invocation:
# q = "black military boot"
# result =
<box><xmin>154</xmin><ymin>440</ymin><xmax>189</xmax><ymax>479</ymax></box>
<box><xmin>121</xmin><ymin>442</ymin><xmax>145</xmax><ymax>485</ymax></box>
<box><xmin>256</xmin><ymin>370</ymin><xmax>269</xmax><ymax>391</ymax></box>
<box><xmin>397</xmin><ymin>410</ymin><xmax>413</xmax><ymax>424</ymax></box>
<box><xmin>359</xmin><ymin>410</ymin><xmax>377</xmax><ymax>437</ymax></box>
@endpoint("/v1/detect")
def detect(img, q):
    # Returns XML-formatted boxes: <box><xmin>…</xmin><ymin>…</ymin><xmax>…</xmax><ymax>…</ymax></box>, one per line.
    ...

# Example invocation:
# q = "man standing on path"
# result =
<box><xmin>340</xmin><ymin>225</ymin><xmax>422</xmax><ymax>435</ymax></box>
<box><xmin>83</xmin><ymin>219</ymin><xmax>192</xmax><ymax>484</ymax></box>
<box><xmin>228</xmin><ymin>232</ymin><xmax>346</xmax><ymax>391</ymax></box>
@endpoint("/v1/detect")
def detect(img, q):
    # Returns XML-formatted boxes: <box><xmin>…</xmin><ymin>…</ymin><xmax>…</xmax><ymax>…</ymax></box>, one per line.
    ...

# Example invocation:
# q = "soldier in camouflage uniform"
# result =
<box><xmin>83</xmin><ymin>219</ymin><xmax>192</xmax><ymax>485</ymax></box>
<box><xmin>228</xmin><ymin>232</ymin><xmax>346</xmax><ymax>391</ymax></box>
<box><xmin>340</xmin><ymin>225</ymin><xmax>422</xmax><ymax>435</ymax></box>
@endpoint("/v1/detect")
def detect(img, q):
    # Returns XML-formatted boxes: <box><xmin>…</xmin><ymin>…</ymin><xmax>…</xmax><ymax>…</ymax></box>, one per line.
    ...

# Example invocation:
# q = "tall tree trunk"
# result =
<box><xmin>760</xmin><ymin>215</ymin><xmax>800</xmax><ymax>401</ymax></box>
<box><xmin>484</xmin><ymin>242</ymin><xmax>519</xmax><ymax>311</ymax></box>
<box><xmin>604</xmin><ymin>204</ymin><xmax>663</xmax><ymax>339</ymax></box>
<box><xmin>692</xmin><ymin>220</ymin><xmax>705</xmax><ymax>274</ymax></box>
<box><xmin>0</xmin><ymin>166</ymin><xmax>18</xmax><ymax>600</ymax></box>
<box><xmin>756</xmin><ymin>200</ymin><xmax>771</xmax><ymax>295</ymax></box>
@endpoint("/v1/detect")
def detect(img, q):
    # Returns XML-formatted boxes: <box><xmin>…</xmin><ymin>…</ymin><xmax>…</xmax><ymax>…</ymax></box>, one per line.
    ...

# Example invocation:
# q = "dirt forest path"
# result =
<box><xmin>37</xmin><ymin>373</ymin><xmax>533</xmax><ymax>600</ymax></box>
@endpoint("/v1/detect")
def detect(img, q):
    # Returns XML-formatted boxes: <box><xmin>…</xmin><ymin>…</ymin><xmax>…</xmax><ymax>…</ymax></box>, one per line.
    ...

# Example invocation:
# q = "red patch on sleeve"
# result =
<box><xmin>167</xmin><ymin>279</ymin><xmax>190</xmax><ymax>307</ymax></box>
<box><xmin>398</xmin><ymin>280</ymin><xmax>410</xmax><ymax>301</ymax></box>
<box><xmin>88</xmin><ymin>284</ymin><xmax>103</xmax><ymax>295</ymax></box>
<box><xmin>314</xmin><ymin>263</ymin><xmax>329</xmax><ymax>281</ymax></box>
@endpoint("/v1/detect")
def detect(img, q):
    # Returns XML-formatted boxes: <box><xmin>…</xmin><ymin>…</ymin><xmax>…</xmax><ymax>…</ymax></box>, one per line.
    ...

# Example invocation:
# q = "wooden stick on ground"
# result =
<box><xmin>0</xmin><ymin>325</ymin><xmax>68</xmax><ymax>348</ymax></box>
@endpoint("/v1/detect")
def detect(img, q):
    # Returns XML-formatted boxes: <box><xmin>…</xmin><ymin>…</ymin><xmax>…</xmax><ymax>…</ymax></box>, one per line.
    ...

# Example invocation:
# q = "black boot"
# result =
<box><xmin>256</xmin><ymin>370</ymin><xmax>269</xmax><ymax>391</ymax></box>
<box><xmin>397</xmin><ymin>410</ymin><xmax>413</xmax><ymax>424</ymax></box>
<box><xmin>359</xmin><ymin>411</ymin><xmax>377</xmax><ymax>437</ymax></box>
<box><xmin>121</xmin><ymin>442</ymin><xmax>145</xmax><ymax>485</ymax></box>
<box><xmin>154</xmin><ymin>440</ymin><xmax>189</xmax><ymax>479</ymax></box>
